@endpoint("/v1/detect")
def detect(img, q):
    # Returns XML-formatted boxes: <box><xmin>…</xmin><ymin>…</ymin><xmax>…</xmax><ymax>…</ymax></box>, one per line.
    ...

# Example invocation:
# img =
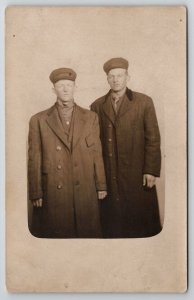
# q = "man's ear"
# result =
<box><xmin>52</xmin><ymin>87</ymin><xmax>56</xmax><ymax>96</ymax></box>
<box><xmin>74</xmin><ymin>83</ymin><xmax>77</xmax><ymax>92</ymax></box>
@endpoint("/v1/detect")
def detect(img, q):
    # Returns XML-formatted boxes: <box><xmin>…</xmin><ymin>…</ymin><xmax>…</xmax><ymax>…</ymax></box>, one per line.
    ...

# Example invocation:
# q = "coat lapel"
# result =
<box><xmin>117</xmin><ymin>95</ymin><xmax>133</xmax><ymax>119</ymax></box>
<box><xmin>116</xmin><ymin>88</ymin><xmax>134</xmax><ymax>119</ymax></box>
<box><xmin>102</xmin><ymin>88</ymin><xmax>133</xmax><ymax>123</ymax></box>
<box><xmin>46</xmin><ymin>104</ymin><xmax>71</xmax><ymax>150</ymax></box>
<box><xmin>102</xmin><ymin>91</ymin><xmax>116</xmax><ymax>125</ymax></box>
<box><xmin>72</xmin><ymin>105</ymin><xmax>87</xmax><ymax>149</ymax></box>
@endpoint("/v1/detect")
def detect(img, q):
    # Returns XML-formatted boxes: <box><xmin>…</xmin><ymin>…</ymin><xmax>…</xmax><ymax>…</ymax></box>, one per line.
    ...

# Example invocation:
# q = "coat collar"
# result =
<box><xmin>72</xmin><ymin>105</ymin><xmax>88</xmax><ymax>149</ymax></box>
<box><xmin>103</xmin><ymin>88</ymin><xmax>133</xmax><ymax>103</ymax></box>
<box><xmin>102</xmin><ymin>88</ymin><xmax>133</xmax><ymax>124</ymax></box>
<box><xmin>102</xmin><ymin>91</ymin><xmax>115</xmax><ymax>125</ymax></box>
<box><xmin>46</xmin><ymin>103</ymin><xmax>87</xmax><ymax>150</ymax></box>
<box><xmin>46</xmin><ymin>104</ymin><xmax>71</xmax><ymax>149</ymax></box>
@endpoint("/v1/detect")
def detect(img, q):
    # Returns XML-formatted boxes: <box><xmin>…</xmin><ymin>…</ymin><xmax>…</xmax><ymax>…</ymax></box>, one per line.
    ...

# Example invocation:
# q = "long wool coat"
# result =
<box><xmin>28</xmin><ymin>103</ymin><xmax>106</xmax><ymax>238</ymax></box>
<box><xmin>91</xmin><ymin>88</ymin><xmax>162</xmax><ymax>238</ymax></box>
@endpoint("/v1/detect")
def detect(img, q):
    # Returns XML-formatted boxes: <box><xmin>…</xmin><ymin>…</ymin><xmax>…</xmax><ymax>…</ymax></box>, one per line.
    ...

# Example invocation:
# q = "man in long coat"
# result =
<box><xmin>28</xmin><ymin>67</ymin><xmax>107</xmax><ymax>238</ymax></box>
<box><xmin>91</xmin><ymin>57</ymin><xmax>162</xmax><ymax>238</ymax></box>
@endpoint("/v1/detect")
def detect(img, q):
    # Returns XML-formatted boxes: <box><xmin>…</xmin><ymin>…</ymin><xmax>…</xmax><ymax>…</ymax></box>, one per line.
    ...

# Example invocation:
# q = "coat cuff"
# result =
<box><xmin>143</xmin><ymin>170</ymin><xmax>160</xmax><ymax>177</ymax></box>
<box><xmin>96</xmin><ymin>183</ymin><xmax>107</xmax><ymax>191</ymax></box>
<box><xmin>29</xmin><ymin>191</ymin><xmax>43</xmax><ymax>201</ymax></box>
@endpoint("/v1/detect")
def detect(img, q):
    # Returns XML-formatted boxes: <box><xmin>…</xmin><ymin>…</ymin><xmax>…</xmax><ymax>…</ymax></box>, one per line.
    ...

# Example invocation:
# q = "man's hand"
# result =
<box><xmin>143</xmin><ymin>174</ymin><xmax>156</xmax><ymax>188</ymax></box>
<box><xmin>98</xmin><ymin>191</ymin><xmax>107</xmax><ymax>200</ymax></box>
<box><xmin>32</xmin><ymin>198</ymin><xmax>43</xmax><ymax>207</ymax></box>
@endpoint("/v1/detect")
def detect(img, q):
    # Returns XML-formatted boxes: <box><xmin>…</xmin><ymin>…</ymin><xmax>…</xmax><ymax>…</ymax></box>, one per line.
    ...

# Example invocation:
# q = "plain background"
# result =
<box><xmin>0</xmin><ymin>0</ymin><xmax>192</xmax><ymax>298</ymax></box>
<box><xmin>23</xmin><ymin>5</ymin><xmax>165</xmax><ymax>226</ymax></box>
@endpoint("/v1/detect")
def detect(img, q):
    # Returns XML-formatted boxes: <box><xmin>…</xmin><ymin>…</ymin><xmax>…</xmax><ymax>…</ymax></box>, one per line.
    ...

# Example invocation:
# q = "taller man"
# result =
<box><xmin>28</xmin><ymin>67</ymin><xmax>107</xmax><ymax>238</ymax></box>
<box><xmin>91</xmin><ymin>58</ymin><xmax>162</xmax><ymax>238</ymax></box>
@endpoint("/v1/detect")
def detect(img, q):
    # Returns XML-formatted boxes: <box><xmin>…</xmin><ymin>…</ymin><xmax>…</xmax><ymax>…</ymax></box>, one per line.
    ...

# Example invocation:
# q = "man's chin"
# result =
<box><xmin>61</xmin><ymin>98</ymin><xmax>71</xmax><ymax>102</ymax></box>
<box><xmin>112</xmin><ymin>87</ymin><xmax>122</xmax><ymax>92</ymax></box>
<box><xmin>112</xmin><ymin>86</ymin><xmax>127</xmax><ymax>93</ymax></box>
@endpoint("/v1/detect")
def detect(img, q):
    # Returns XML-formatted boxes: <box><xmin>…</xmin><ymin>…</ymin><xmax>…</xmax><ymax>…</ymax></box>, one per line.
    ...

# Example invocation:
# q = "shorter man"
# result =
<box><xmin>91</xmin><ymin>57</ymin><xmax>162</xmax><ymax>238</ymax></box>
<box><xmin>28</xmin><ymin>67</ymin><xmax>107</xmax><ymax>238</ymax></box>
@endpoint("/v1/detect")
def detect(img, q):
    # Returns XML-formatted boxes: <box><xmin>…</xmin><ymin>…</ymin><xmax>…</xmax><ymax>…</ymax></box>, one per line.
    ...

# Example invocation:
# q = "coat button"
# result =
<box><xmin>109</xmin><ymin>153</ymin><xmax>112</xmax><ymax>157</ymax></box>
<box><xmin>56</xmin><ymin>146</ymin><xmax>61</xmax><ymax>151</ymax></box>
<box><xmin>75</xmin><ymin>181</ymin><xmax>79</xmax><ymax>186</ymax></box>
<box><xmin>57</xmin><ymin>165</ymin><xmax>62</xmax><ymax>170</ymax></box>
<box><xmin>108</xmin><ymin>124</ymin><xmax>112</xmax><ymax>128</ymax></box>
<box><xmin>57</xmin><ymin>184</ymin><xmax>62</xmax><ymax>189</ymax></box>
<box><xmin>108</xmin><ymin>138</ymin><xmax>112</xmax><ymax>142</ymax></box>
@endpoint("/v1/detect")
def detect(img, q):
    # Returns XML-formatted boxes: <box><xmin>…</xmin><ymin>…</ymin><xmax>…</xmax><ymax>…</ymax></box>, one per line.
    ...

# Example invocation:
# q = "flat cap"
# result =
<box><xmin>103</xmin><ymin>57</ymin><xmax>129</xmax><ymax>74</ymax></box>
<box><xmin>49</xmin><ymin>68</ymin><xmax>77</xmax><ymax>83</ymax></box>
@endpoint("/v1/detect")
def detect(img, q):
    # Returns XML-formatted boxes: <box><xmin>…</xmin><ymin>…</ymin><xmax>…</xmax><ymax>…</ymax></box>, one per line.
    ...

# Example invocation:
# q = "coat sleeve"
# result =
<box><xmin>28</xmin><ymin>115</ymin><xmax>43</xmax><ymax>200</ymax></box>
<box><xmin>143</xmin><ymin>98</ymin><xmax>161</xmax><ymax>177</ymax></box>
<box><xmin>91</xmin><ymin>113</ymin><xmax>107</xmax><ymax>191</ymax></box>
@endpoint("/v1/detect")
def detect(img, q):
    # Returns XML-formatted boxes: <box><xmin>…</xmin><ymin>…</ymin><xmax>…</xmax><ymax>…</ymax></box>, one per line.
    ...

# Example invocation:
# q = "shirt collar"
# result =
<box><xmin>56</xmin><ymin>98</ymin><xmax>74</xmax><ymax>109</ymax></box>
<box><xmin>111</xmin><ymin>87</ymin><xmax>127</xmax><ymax>101</ymax></box>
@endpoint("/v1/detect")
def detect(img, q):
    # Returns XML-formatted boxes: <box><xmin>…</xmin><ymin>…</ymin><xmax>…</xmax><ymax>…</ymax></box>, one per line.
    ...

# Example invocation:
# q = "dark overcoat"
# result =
<box><xmin>28</xmin><ymin>103</ymin><xmax>106</xmax><ymax>238</ymax></box>
<box><xmin>91</xmin><ymin>88</ymin><xmax>162</xmax><ymax>238</ymax></box>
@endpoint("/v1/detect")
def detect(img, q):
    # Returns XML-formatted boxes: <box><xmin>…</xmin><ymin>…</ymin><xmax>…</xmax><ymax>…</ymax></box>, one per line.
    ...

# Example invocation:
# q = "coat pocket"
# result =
<box><xmin>85</xmin><ymin>135</ymin><xmax>95</xmax><ymax>147</ymax></box>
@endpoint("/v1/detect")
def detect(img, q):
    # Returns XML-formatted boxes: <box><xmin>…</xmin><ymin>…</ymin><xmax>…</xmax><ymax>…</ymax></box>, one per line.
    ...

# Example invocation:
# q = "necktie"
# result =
<box><xmin>112</xmin><ymin>95</ymin><xmax>120</xmax><ymax>113</ymax></box>
<box><xmin>57</xmin><ymin>99</ymin><xmax>74</xmax><ymax>126</ymax></box>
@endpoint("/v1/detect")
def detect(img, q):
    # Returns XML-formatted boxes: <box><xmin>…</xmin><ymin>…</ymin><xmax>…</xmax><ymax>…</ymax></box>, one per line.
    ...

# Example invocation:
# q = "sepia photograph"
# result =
<box><xmin>28</xmin><ymin>59</ymin><xmax>163</xmax><ymax>239</ymax></box>
<box><xmin>6</xmin><ymin>6</ymin><xmax>186</xmax><ymax>292</ymax></box>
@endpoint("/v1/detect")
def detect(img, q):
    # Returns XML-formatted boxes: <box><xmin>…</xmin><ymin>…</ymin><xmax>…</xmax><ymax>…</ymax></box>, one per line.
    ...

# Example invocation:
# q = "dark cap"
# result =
<box><xmin>49</xmin><ymin>68</ymin><xmax>77</xmax><ymax>83</ymax></box>
<box><xmin>103</xmin><ymin>57</ymin><xmax>129</xmax><ymax>74</ymax></box>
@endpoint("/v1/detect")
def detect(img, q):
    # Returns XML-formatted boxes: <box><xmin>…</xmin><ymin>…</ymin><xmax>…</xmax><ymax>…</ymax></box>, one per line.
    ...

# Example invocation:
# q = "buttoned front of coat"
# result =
<box><xmin>28</xmin><ymin>104</ymin><xmax>106</xmax><ymax>238</ymax></box>
<box><xmin>91</xmin><ymin>89</ymin><xmax>162</xmax><ymax>238</ymax></box>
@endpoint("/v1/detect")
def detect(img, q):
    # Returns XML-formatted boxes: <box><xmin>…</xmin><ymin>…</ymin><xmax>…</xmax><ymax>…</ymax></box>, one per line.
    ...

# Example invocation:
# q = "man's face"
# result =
<box><xmin>53</xmin><ymin>79</ymin><xmax>75</xmax><ymax>102</ymax></box>
<box><xmin>107</xmin><ymin>68</ymin><xmax>128</xmax><ymax>92</ymax></box>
